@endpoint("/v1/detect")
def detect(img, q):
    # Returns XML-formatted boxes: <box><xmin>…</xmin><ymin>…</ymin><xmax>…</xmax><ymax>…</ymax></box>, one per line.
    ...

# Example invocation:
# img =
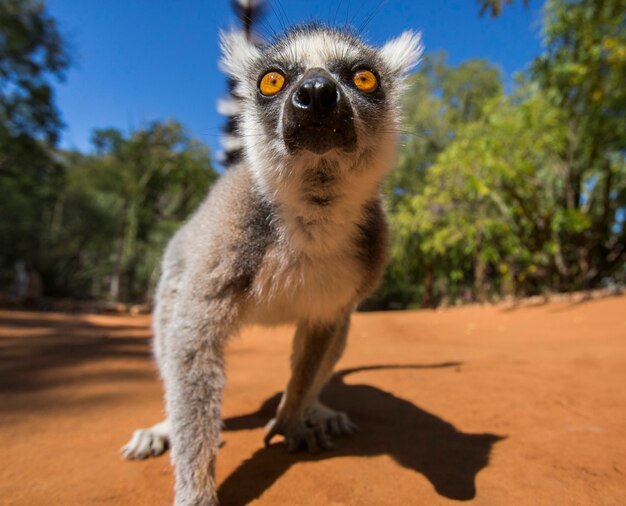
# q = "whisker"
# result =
<box><xmin>333</xmin><ymin>0</ymin><xmax>344</xmax><ymax>25</ymax></box>
<box><xmin>356</xmin><ymin>0</ymin><xmax>388</xmax><ymax>34</ymax></box>
<box><xmin>274</xmin><ymin>0</ymin><xmax>290</xmax><ymax>28</ymax></box>
<box><xmin>268</xmin><ymin>1</ymin><xmax>287</xmax><ymax>35</ymax></box>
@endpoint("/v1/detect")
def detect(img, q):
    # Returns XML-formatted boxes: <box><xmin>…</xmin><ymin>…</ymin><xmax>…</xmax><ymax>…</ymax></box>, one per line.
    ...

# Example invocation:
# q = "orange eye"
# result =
<box><xmin>259</xmin><ymin>71</ymin><xmax>285</xmax><ymax>96</ymax></box>
<box><xmin>353</xmin><ymin>70</ymin><xmax>378</xmax><ymax>93</ymax></box>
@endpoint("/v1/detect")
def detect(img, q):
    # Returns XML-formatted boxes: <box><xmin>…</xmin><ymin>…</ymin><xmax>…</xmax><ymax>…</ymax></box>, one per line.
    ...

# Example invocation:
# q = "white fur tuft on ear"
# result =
<box><xmin>219</xmin><ymin>30</ymin><xmax>260</xmax><ymax>77</ymax></box>
<box><xmin>379</xmin><ymin>31</ymin><xmax>424</xmax><ymax>76</ymax></box>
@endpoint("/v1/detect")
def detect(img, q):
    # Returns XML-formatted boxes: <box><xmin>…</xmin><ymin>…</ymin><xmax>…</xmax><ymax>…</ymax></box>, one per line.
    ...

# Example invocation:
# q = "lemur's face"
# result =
<box><xmin>255</xmin><ymin>29</ymin><xmax>390</xmax><ymax>155</ymax></box>
<box><xmin>221</xmin><ymin>25</ymin><xmax>421</xmax><ymax>168</ymax></box>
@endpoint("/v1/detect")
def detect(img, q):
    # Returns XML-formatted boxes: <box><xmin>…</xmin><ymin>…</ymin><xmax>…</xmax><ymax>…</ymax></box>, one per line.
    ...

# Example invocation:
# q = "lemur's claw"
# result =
<box><xmin>264</xmin><ymin>405</ymin><xmax>356</xmax><ymax>453</ymax></box>
<box><xmin>264</xmin><ymin>417</ymin><xmax>334</xmax><ymax>453</ymax></box>
<box><xmin>304</xmin><ymin>403</ymin><xmax>357</xmax><ymax>437</ymax></box>
<box><xmin>323</xmin><ymin>411</ymin><xmax>357</xmax><ymax>436</ymax></box>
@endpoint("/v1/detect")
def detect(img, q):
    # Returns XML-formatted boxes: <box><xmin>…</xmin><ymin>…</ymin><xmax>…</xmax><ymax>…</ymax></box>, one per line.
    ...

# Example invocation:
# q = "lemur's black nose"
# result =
<box><xmin>292</xmin><ymin>70</ymin><xmax>339</xmax><ymax>113</ymax></box>
<box><xmin>283</xmin><ymin>67</ymin><xmax>356</xmax><ymax>154</ymax></box>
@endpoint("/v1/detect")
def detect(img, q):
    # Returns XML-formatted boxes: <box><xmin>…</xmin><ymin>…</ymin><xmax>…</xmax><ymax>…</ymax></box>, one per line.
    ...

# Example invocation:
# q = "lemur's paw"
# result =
<box><xmin>264</xmin><ymin>417</ymin><xmax>334</xmax><ymax>453</ymax></box>
<box><xmin>121</xmin><ymin>427</ymin><xmax>169</xmax><ymax>460</ymax></box>
<box><xmin>304</xmin><ymin>403</ymin><xmax>358</xmax><ymax>437</ymax></box>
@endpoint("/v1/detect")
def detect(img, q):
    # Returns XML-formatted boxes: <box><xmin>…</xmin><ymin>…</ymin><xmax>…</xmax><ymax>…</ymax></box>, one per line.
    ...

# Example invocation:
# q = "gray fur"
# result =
<box><xmin>122</xmin><ymin>7</ymin><xmax>422</xmax><ymax>505</ymax></box>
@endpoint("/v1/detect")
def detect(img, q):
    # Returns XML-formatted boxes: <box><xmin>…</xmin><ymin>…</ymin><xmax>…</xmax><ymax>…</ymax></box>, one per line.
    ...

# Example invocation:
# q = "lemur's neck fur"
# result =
<box><xmin>253</xmin><ymin>148</ymin><xmax>388</xmax><ymax>257</ymax></box>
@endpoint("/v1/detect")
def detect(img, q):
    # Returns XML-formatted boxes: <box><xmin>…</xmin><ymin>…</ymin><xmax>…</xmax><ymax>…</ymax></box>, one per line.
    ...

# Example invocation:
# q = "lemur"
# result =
<box><xmin>121</xmin><ymin>0</ymin><xmax>422</xmax><ymax>504</ymax></box>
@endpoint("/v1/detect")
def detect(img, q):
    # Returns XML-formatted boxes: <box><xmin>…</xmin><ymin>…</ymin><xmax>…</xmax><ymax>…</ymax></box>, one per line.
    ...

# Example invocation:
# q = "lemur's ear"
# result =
<box><xmin>219</xmin><ymin>30</ymin><xmax>260</xmax><ymax>77</ymax></box>
<box><xmin>380</xmin><ymin>31</ymin><xmax>423</xmax><ymax>76</ymax></box>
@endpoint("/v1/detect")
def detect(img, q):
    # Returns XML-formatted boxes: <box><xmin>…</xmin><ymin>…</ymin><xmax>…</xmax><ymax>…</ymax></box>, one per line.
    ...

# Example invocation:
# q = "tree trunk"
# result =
<box><xmin>474</xmin><ymin>254</ymin><xmax>487</xmax><ymax>303</ymax></box>
<box><xmin>423</xmin><ymin>264</ymin><xmax>434</xmax><ymax>308</ymax></box>
<box><xmin>109</xmin><ymin>200</ymin><xmax>128</xmax><ymax>302</ymax></box>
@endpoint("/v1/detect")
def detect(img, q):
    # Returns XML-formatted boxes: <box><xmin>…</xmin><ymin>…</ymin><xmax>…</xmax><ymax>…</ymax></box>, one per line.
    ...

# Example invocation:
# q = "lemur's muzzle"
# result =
<box><xmin>283</xmin><ymin>68</ymin><xmax>357</xmax><ymax>155</ymax></box>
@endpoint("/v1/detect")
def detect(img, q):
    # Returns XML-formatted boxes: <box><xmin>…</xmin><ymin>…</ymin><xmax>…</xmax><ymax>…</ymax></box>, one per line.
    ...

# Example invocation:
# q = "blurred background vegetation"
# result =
<box><xmin>1</xmin><ymin>0</ymin><xmax>624</xmax><ymax>309</ymax></box>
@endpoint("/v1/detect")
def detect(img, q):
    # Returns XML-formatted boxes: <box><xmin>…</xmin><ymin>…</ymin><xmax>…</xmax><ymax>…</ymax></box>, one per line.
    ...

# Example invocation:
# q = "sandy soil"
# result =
<box><xmin>1</xmin><ymin>295</ymin><xmax>625</xmax><ymax>505</ymax></box>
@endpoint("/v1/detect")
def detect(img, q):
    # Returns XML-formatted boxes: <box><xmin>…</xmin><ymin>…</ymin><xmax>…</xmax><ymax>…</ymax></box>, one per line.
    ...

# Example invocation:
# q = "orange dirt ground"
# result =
<box><xmin>1</xmin><ymin>295</ymin><xmax>625</xmax><ymax>505</ymax></box>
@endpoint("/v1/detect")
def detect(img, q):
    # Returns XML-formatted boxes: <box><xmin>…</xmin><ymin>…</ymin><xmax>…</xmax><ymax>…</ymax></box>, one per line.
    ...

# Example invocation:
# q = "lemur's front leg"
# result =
<box><xmin>265</xmin><ymin>311</ymin><xmax>356</xmax><ymax>452</ymax></box>
<box><xmin>164</xmin><ymin>286</ymin><xmax>238</xmax><ymax>506</ymax></box>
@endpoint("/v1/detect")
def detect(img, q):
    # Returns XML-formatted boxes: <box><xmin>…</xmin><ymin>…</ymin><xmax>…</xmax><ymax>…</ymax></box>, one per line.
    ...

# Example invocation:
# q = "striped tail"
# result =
<box><xmin>218</xmin><ymin>0</ymin><xmax>266</xmax><ymax>167</ymax></box>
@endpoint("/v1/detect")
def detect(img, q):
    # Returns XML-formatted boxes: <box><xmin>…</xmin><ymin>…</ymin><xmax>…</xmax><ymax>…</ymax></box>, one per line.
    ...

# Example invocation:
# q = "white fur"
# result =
<box><xmin>221</xmin><ymin>133</ymin><xmax>243</xmax><ymax>151</ymax></box>
<box><xmin>219</xmin><ymin>30</ymin><xmax>261</xmax><ymax>77</ymax></box>
<box><xmin>275</xmin><ymin>32</ymin><xmax>363</xmax><ymax>69</ymax></box>
<box><xmin>217</xmin><ymin>97</ymin><xmax>241</xmax><ymax>117</ymax></box>
<box><xmin>380</xmin><ymin>31</ymin><xmax>423</xmax><ymax>76</ymax></box>
<box><xmin>121</xmin><ymin>419</ymin><xmax>170</xmax><ymax>460</ymax></box>
<box><xmin>245</xmin><ymin>244</ymin><xmax>362</xmax><ymax>324</ymax></box>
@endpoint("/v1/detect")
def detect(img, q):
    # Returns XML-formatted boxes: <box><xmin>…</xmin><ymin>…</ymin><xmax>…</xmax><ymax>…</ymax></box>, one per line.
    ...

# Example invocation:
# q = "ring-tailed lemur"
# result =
<box><xmin>122</xmin><ymin>1</ymin><xmax>422</xmax><ymax>504</ymax></box>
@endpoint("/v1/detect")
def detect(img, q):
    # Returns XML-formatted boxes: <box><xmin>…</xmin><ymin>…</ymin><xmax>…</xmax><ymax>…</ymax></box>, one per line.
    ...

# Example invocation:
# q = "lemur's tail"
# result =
<box><xmin>218</xmin><ymin>0</ymin><xmax>266</xmax><ymax>167</ymax></box>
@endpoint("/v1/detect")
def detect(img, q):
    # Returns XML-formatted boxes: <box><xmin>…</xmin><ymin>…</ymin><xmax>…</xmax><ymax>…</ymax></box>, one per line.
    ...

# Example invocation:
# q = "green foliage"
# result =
<box><xmin>381</xmin><ymin>55</ymin><xmax>504</xmax><ymax>307</ymax></box>
<box><xmin>532</xmin><ymin>0</ymin><xmax>626</xmax><ymax>282</ymax></box>
<box><xmin>397</xmin><ymin>88</ymin><xmax>570</xmax><ymax>299</ymax></box>
<box><xmin>1</xmin><ymin>120</ymin><xmax>217</xmax><ymax>302</ymax></box>
<box><xmin>60</xmin><ymin>121</ymin><xmax>216</xmax><ymax>301</ymax></box>
<box><xmin>0</xmin><ymin>0</ymin><xmax>69</xmax><ymax>290</ymax></box>
<box><xmin>387</xmin><ymin>53</ymin><xmax>503</xmax><ymax>206</ymax></box>
<box><xmin>0</xmin><ymin>0</ymin><xmax>69</xmax><ymax>143</ymax></box>
<box><xmin>0</xmin><ymin>0</ymin><xmax>69</xmax><ymax>185</ymax></box>
<box><xmin>376</xmin><ymin>0</ymin><xmax>626</xmax><ymax>308</ymax></box>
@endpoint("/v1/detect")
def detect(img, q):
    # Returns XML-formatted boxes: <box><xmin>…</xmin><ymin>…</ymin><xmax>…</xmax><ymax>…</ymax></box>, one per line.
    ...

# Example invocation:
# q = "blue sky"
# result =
<box><xmin>46</xmin><ymin>0</ymin><xmax>545</xmax><ymax>163</ymax></box>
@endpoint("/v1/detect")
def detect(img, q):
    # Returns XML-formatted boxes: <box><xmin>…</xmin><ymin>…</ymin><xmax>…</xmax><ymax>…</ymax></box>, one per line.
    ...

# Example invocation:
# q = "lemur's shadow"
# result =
<box><xmin>219</xmin><ymin>363</ymin><xmax>504</xmax><ymax>505</ymax></box>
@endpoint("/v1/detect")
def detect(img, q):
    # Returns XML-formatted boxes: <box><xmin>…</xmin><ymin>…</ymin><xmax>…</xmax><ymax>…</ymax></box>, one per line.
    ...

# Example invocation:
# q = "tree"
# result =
<box><xmin>1</xmin><ymin>118</ymin><xmax>217</xmax><ymax>302</ymax></box>
<box><xmin>380</xmin><ymin>55</ymin><xmax>503</xmax><ymax>308</ymax></box>
<box><xmin>0</xmin><ymin>0</ymin><xmax>69</xmax><ymax>161</ymax></box>
<box><xmin>373</xmin><ymin>0</ymin><xmax>626</xmax><ymax>309</ymax></box>
<box><xmin>399</xmin><ymin>86</ymin><xmax>574</xmax><ymax>301</ymax></box>
<box><xmin>532</xmin><ymin>0</ymin><xmax>626</xmax><ymax>286</ymax></box>
<box><xmin>69</xmin><ymin>120</ymin><xmax>218</xmax><ymax>302</ymax></box>
<box><xmin>0</xmin><ymin>0</ymin><xmax>70</xmax><ymax>289</ymax></box>
<box><xmin>387</xmin><ymin>54</ymin><xmax>502</xmax><ymax>210</ymax></box>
